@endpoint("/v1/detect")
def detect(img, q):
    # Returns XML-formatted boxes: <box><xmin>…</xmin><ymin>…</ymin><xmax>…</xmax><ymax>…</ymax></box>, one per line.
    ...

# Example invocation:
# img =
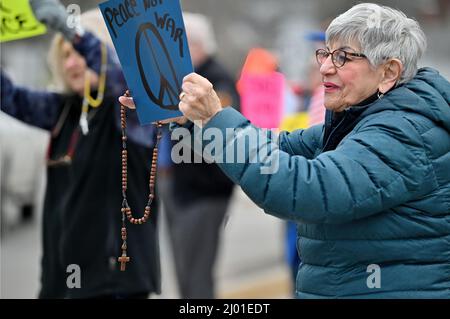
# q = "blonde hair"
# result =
<box><xmin>47</xmin><ymin>8</ymin><xmax>114</xmax><ymax>93</ymax></box>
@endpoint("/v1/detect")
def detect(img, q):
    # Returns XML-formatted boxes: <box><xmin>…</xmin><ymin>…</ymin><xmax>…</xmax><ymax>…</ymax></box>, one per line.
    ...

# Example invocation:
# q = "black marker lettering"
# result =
<box><xmin>118</xmin><ymin>4</ymin><xmax>129</xmax><ymax>24</ymax></box>
<box><xmin>174</xmin><ymin>28</ymin><xmax>184</xmax><ymax>58</ymax></box>
<box><xmin>154</xmin><ymin>12</ymin><xmax>184</xmax><ymax>58</ymax></box>
<box><xmin>113</xmin><ymin>8</ymin><xmax>123</xmax><ymax>27</ymax></box>
<box><xmin>102</xmin><ymin>0</ymin><xmax>141</xmax><ymax>39</ymax></box>
<box><xmin>155</xmin><ymin>12</ymin><xmax>168</xmax><ymax>29</ymax></box>
<box><xmin>104</xmin><ymin>7</ymin><xmax>117</xmax><ymax>38</ymax></box>
<box><xmin>144</xmin><ymin>0</ymin><xmax>163</xmax><ymax>11</ymax></box>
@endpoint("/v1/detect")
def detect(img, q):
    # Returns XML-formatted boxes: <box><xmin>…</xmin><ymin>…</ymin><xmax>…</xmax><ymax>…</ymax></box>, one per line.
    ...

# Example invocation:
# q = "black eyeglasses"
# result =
<box><xmin>315</xmin><ymin>48</ymin><xmax>367</xmax><ymax>68</ymax></box>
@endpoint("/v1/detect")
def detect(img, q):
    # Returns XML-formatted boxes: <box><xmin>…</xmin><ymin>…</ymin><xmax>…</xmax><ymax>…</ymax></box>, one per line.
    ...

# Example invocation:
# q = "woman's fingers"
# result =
<box><xmin>119</xmin><ymin>73</ymin><xmax>219</xmax><ymax>124</ymax></box>
<box><xmin>175</xmin><ymin>116</ymin><xmax>189</xmax><ymax>125</ymax></box>
<box><xmin>178</xmin><ymin>73</ymin><xmax>222</xmax><ymax>126</ymax></box>
<box><xmin>119</xmin><ymin>96</ymin><xmax>136</xmax><ymax>109</ymax></box>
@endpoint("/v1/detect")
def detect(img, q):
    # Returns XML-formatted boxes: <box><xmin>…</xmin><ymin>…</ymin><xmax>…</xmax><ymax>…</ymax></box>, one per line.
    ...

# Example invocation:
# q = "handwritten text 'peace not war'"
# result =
<box><xmin>103</xmin><ymin>0</ymin><xmax>185</xmax><ymax>57</ymax></box>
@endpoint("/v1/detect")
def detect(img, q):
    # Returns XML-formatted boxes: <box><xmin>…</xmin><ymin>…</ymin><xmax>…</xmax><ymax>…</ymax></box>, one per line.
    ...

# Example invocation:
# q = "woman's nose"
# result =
<box><xmin>319</xmin><ymin>55</ymin><xmax>336</xmax><ymax>76</ymax></box>
<box><xmin>64</xmin><ymin>55</ymin><xmax>78</xmax><ymax>70</ymax></box>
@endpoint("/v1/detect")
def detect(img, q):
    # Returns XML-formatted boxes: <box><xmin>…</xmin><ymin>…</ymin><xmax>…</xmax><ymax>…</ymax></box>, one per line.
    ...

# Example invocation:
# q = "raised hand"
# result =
<box><xmin>30</xmin><ymin>0</ymin><xmax>78</xmax><ymax>41</ymax></box>
<box><xmin>178</xmin><ymin>73</ymin><xmax>223</xmax><ymax>127</ymax></box>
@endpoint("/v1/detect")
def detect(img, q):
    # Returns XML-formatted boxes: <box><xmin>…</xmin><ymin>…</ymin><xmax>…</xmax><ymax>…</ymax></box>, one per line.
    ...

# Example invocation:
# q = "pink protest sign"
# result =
<box><xmin>240</xmin><ymin>72</ymin><xmax>285</xmax><ymax>129</ymax></box>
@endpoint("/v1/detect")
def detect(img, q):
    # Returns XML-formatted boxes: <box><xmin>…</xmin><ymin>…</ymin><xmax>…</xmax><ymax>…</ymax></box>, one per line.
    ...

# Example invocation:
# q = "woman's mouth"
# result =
<box><xmin>323</xmin><ymin>82</ymin><xmax>340</xmax><ymax>92</ymax></box>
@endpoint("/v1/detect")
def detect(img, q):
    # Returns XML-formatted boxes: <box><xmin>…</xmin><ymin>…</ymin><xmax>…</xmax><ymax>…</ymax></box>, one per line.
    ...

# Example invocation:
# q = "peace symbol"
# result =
<box><xmin>135</xmin><ymin>22</ymin><xmax>180</xmax><ymax>110</ymax></box>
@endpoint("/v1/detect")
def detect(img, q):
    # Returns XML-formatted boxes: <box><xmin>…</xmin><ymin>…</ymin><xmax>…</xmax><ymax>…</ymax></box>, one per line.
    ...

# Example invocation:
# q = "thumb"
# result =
<box><xmin>119</xmin><ymin>96</ymin><xmax>136</xmax><ymax>109</ymax></box>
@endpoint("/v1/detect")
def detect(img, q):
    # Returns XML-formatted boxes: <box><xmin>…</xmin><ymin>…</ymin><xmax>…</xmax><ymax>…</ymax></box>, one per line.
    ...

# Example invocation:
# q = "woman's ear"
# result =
<box><xmin>379</xmin><ymin>59</ymin><xmax>403</xmax><ymax>93</ymax></box>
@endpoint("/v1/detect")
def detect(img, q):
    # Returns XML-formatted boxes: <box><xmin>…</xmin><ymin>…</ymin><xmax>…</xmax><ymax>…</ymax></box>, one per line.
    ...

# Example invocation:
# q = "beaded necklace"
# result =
<box><xmin>79</xmin><ymin>42</ymin><xmax>108</xmax><ymax>135</ymax></box>
<box><xmin>47</xmin><ymin>42</ymin><xmax>108</xmax><ymax>166</ymax></box>
<box><xmin>117</xmin><ymin>91</ymin><xmax>164</xmax><ymax>271</ymax></box>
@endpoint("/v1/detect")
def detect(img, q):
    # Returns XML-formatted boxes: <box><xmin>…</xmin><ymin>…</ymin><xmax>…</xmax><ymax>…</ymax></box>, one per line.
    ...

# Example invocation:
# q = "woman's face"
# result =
<box><xmin>319</xmin><ymin>41</ymin><xmax>384</xmax><ymax>112</ymax></box>
<box><xmin>61</xmin><ymin>41</ymin><xmax>87</xmax><ymax>95</ymax></box>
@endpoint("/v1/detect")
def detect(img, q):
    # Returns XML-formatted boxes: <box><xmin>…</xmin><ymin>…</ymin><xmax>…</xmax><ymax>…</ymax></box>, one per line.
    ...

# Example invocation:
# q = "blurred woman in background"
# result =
<box><xmin>1</xmin><ymin>2</ymin><xmax>160</xmax><ymax>299</ymax></box>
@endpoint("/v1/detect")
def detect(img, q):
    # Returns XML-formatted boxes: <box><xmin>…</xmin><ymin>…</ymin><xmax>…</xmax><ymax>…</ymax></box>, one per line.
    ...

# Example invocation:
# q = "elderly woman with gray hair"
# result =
<box><xmin>124</xmin><ymin>3</ymin><xmax>450</xmax><ymax>298</ymax></box>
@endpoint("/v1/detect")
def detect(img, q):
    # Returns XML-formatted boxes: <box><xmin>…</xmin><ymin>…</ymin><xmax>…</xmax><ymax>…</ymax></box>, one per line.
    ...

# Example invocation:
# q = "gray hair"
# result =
<box><xmin>183</xmin><ymin>12</ymin><xmax>217</xmax><ymax>55</ymax></box>
<box><xmin>326</xmin><ymin>3</ymin><xmax>427</xmax><ymax>84</ymax></box>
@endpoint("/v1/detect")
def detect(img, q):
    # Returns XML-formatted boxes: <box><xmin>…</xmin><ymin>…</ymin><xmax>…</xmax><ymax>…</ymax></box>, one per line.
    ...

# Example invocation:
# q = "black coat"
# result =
<box><xmin>171</xmin><ymin>57</ymin><xmax>240</xmax><ymax>205</ymax></box>
<box><xmin>39</xmin><ymin>95</ymin><xmax>160</xmax><ymax>298</ymax></box>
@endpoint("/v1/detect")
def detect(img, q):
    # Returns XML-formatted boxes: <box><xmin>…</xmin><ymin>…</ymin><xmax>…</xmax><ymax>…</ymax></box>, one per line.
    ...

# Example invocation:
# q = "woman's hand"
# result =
<box><xmin>119</xmin><ymin>73</ymin><xmax>222</xmax><ymax>127</ymax></box>
<box><xmin>118</xmin><ymin>94</ymin><xmax>188</xmax><ymax>125</ymax></box>
<box><xmin>30</xmin><ymin>0</ymin><xmax>78</xmax><ymax>41</ymax></box>
<box><xmin>119</xmin><ymin>95</ymin><xmax>136</xmax><ymax>109</ymax></box>
<box><xmin>179</xmin><ymin>73</ymin><xmax>223</xmax><ymax>127</ymax></box>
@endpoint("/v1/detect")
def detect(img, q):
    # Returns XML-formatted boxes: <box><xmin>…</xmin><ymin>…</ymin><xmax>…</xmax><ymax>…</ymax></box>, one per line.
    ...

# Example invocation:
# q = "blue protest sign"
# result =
<box><xmin>99</xmin><ymin>0</ymin><xmax>192</xmax><ymax>125</ymax></box>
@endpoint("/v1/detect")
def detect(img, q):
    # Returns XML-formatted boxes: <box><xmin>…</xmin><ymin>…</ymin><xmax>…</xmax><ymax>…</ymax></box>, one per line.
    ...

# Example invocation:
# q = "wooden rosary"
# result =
<box><xmin>118</xmin><ymin>91</ymin><xmax>163</xmax><ymax>271</ymax></box>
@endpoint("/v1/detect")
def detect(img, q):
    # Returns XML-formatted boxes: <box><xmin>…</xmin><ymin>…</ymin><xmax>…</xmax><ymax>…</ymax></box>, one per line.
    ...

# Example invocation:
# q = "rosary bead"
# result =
<box><xmin>119</xmin><ymin>97</ymin><xmax>163</xmax><ymax>266</ymax></box>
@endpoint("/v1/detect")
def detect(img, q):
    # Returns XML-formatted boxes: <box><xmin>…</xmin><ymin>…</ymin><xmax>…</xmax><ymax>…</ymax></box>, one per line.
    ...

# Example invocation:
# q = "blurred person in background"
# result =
<box><xmin>128</xmin><ymin>3</ymin><xmax>450</xmax><ymax>298</ymax></box>
<box><xmin>305</xmin><ymin>31</ymin><xmax>327</xmax><ymax>127</ymax></box>
<box><xmin>158</xmin><ymin>12</ymin><xmax>240</xmax><ymax>299</ymax></box>
<box><xmin>1</xmin><ymin>1</ymin><xmax>160</xmax><ymax>299</ymax></box>
<box><xmin>283</xmin><ymin>31</ymin><xmax>326</xmax><ymax>292</ymax></box>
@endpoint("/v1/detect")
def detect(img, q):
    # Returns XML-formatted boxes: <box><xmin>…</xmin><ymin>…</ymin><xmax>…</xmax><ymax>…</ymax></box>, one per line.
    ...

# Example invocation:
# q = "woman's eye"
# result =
<box><xmin>336</xmin><ymin>55</ymin><xmax>346</xmax><ymax>63</ymax></box>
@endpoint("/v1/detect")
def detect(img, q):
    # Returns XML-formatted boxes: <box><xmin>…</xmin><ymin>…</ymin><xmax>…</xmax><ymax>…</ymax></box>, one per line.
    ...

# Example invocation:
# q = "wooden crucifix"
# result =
<box><xmin>118</xmin><ymin>252</ymin><xmax>130</xmax><ymax>271</ymax></box>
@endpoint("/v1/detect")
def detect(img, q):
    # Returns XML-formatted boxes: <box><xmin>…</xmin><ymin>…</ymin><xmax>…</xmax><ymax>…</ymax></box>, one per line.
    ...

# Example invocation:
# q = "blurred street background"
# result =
<box><xmin>1</xmin><ymin>0</ymin><xmax>449</xmax><ymax>299</ymax></box>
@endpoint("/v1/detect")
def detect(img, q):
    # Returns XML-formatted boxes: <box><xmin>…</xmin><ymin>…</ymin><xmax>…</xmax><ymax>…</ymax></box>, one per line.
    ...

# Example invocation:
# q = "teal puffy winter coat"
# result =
<box><xmin>189</xmin><ymin>67</ymin><xmax>450</xmax><ymax>298</ymax></box>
